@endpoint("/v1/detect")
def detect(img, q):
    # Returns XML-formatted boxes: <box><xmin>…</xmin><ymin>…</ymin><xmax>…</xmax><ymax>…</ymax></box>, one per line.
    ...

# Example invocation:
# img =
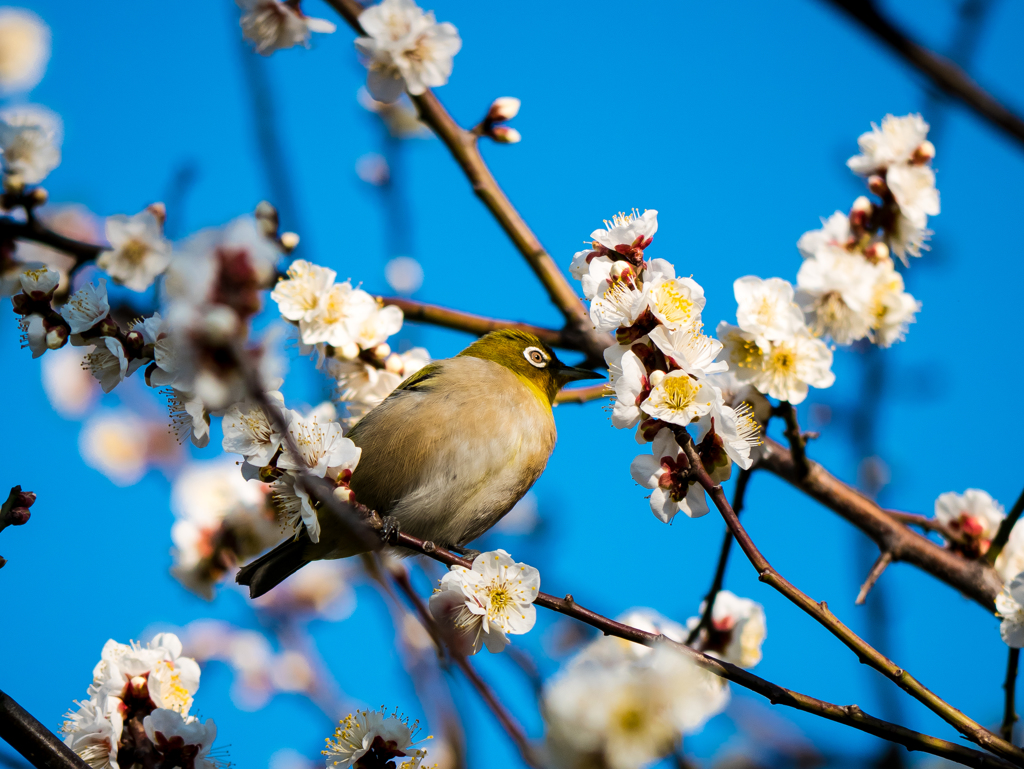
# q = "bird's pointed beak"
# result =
<box><xmin>558</xmin><ymin>364</ymin><xmax>604</xmax><ymax>383</ymax></box>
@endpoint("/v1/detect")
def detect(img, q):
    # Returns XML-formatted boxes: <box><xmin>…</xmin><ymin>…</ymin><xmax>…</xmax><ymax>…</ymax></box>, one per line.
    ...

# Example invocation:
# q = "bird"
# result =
<box><xmin>237</xmin><ymin>328</ymin><xmax>603</xmax><ymax>598</ymax></box>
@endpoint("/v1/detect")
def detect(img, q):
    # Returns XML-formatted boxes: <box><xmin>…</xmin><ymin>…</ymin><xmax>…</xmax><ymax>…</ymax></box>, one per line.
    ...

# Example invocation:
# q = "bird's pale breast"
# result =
<box><xmin>346</xmin><ymin>356</ymin><xmax>556</xmax><ymax>548</ymax></box>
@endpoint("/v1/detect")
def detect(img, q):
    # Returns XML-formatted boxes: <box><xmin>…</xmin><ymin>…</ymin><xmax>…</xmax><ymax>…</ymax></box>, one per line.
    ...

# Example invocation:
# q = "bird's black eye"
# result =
<box><xmin>524</xmin><ymin>346</ymin><xmax>548</xmax><ymax>368</ymax></box>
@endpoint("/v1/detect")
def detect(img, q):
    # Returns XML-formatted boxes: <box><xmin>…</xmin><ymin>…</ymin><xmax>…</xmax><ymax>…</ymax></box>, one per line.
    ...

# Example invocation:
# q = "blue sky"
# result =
<box><xmin>2</xmin><ymin>1</ymin><xmax>1024</xmax><ymax>767</ymax></box>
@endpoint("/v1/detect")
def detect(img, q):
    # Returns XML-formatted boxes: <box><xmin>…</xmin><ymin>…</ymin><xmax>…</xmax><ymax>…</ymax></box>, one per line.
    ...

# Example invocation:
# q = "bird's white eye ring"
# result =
<box><xmin>524</xmin><ymin>346</ymin><xmax>548</xmax><ymax>368</ymax></box>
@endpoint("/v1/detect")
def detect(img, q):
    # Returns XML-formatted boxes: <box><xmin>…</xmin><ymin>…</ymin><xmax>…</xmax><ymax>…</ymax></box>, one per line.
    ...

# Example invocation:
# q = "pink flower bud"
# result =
<box><xmin>864</xmin><ymin>241</ymin><xmax>889</xmax><ymax>262</ymax></box>
<box><xmin>851</xmin><ymin>196</ymin><xmax>873</xmax><ymax>216</ymax></box>
<box><xmin>912</xmin><ymin>140</ymin><xmax>935</xmax><ymax>164</ymax></box>
<box><xmin>490</xmin><ymin>126</ymin><xmax>521</xmax><ymax>144</ymax></box>
<box><xmin>868</xmin><ymin>175</ymin><xmax>887</xmax><ymax>196</ymax></box>
<box><xmin>486</xmin><ymin>97</ymin><xmax>520</xmax><ymax>123</ymax></box>
<box><xmin>333</xmin><ymin>486</ymin><xmax>354</xmax><ymax>505</ymax></box>
<box><xmin>8</xmin><ymin>507</ymin><xmax>29</xmax><ymax>525</ymax></box>
<box><xmin>29</xmin><ymin>187</ymin><xmax>48</xmax><ymax>207</ymax></box>
<box><xmin>14</xmin><ymin>490</ymin><xmax>36</xmax><ymax>508</ymax></box>
<box><xmin>146</xmin><ymin>202</ymin><xmax>167</xmax><ymax>227</ymax></box>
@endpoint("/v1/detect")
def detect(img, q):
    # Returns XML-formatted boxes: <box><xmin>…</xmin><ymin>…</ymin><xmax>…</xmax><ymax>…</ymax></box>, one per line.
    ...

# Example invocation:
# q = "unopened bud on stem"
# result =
<box><xmin>280</xmin><ymin>232</ymin><xmax>300</xmax><ymax>253</ymax></box>
<box><xmin>486</xmin><ymin>97</ymin><xmax>520</xmax><ymax>123</ymax></box>
<box><xmin>912</xmin><ymin>140</ymin><xmax>935</xmax><ymax>164</ymax></box>
<box><xmin>146</xmin><ymin>202</ymin><xmax>167</xmax><ymax>227</ymax></box>
<box><xmin>489</xmin><ymin>126</ymin><xmax>521</xmax><ymax>144</ymax></box>
<box><xmin>868</xmin><ymin>175</ymin><xmax>888</xmax><ymax>197</ymax></box>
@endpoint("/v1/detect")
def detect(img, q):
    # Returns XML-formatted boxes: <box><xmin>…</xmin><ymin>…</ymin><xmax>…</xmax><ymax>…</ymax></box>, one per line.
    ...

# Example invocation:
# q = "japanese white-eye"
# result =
<box><xmin>237</xmin><ymin>329</ymin><xmax>602</xmax><ymax>597</ymax></box>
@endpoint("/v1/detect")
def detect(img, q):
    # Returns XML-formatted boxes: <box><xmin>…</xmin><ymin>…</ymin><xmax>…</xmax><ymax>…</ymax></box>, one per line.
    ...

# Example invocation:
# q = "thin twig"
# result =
<box><xmin>0</xmin><ymin>688</ymin><xmax>91</xmax><ymax>769</ymax></box>
<box><xmin>554</xmin><ymin>382</ymin><xmax>610</xmax><ymax>405</ymax></box>
<box><xmin>685</xmin><ymin>469</ymin><xmax>749</xmax><ymax>645</ymax></box>
<box><xmin>0</xmin><ymin>217</ymin><xmax>103</xmax><ymax>268</ymax></box>
<box><xmin>381</xmin><ymin>296</ymin><xmax>565</xmax><ymax>348</ymax></box>
<box><xmin>385</xmin><ymin>533</ymin><xmax>1015</xmax><ymax>769</ymax></box>
<box><xmin>885</xmin><ymin>509</ymin><xmax>957</xmax><ymax>539</ymax></box>
<box><xmin>389</xmin><ymin>566</ymin><xmax>540</xmax><ymax>768</ymax></box>
<box><xmin>988</xmin><ymin>485</ymin><xmax>1024</xmax><ymax>565</ymax></box>
<box><xmin>775</xmin><ymin>402</ymin><xmax>809</xmax><ymax>478</ymax></box>
<box><xmin>822</xmin><ymin>0</ymin><xmax>1024</xmax><ymax>149</ymax></box>
<box><xmin>756</xmin><ymin>438</ymin><xmax>1004</xmax><ymax>611</ymax></box>
<box><xmin>856</xmin><ymin>551</ymin><xmax>893</xmax><ymax>605</ymax></box>
<box><xmin>682</xmin><ymin>438</ymin><xmax>1024</xmax><ymax>765</ymax></box>
<box><xmin>1005</xmin><ymin>648</ymin><xmax>1020</xmax><ymax>743</ymax></box>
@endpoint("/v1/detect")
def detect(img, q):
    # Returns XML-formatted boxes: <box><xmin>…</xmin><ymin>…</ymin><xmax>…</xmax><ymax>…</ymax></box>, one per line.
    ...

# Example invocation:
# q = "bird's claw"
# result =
<box><xmin>380</xmin><ymin>515</ymin><xmax>401</xmax><ymax>544</ymax></box>
<box><xmin>451</xmin><ymin>544</ymin><xmax>481</xmax><ymax>561</ymax></box>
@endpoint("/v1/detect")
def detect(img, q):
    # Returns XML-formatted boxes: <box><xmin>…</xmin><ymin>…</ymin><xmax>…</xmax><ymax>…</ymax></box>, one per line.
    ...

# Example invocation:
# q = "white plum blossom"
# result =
<box><xmin>271</xmin><ymin>474</ymin><xmax>320</xmax><ymax>542</ymax></box>
<box><xmin>644</xmin><ymin>259</ymin><xmax>706</xmax><ymax>332</ymax></box>
<box><xmin>143</xmin><ymin>709</ymin><xmax>220</xmax><ymax>769</ymax></box>
<box><xmin>300</xmin><ymin>281</ymin><xmax>379</xmax><ymax>350</ymax></box>
<box><xmin>79</xmin><ymin>409</ymin><xmax>151</xmax><ymax>486</ymax></box>
<box><xmin>591</xmin><ymin>209</ymin><xmax>658</xmax><ymax>253</ymax></box>
<box><xmin>797</xmin><ymin>211</ymin><xmax>853</xmax><ymax>260</ymax></box>
<box><xmin>574</xmin><ymin>608</ymin><xmax>689</xmax><ymax>666</ymax></box>
<box><xmin>90</xmin><ymin>633</ymin><xmax>201</xmax><ymax>715</ymax></box>
<box><xmin>167</xmin><ymin>389</ymin><xmax>211</xmax><ymax>448</ymax></box>
<box><xmin>221</xmin><ymin>391</ymin><xmax>285</xmax><ymax>467</ymax></box>
<box><xmin>695</xmin><ymin>400</ymin><xmax>762</xmax><ymax>472</ymax></box>
<box><xmin>0</xmin><ymin>8</ymin><xmax>50</xmax><ymax>94</ymax></box>
<box><xmin>61</xmin><ymin>699</ymin><xmax>122</xmax><ymax>769</ymax></box>
<box><xmin>997</xmin><ymin>574</ymin><xmax>1024</xmax><ymax>648</ymax></box>
<box><xmin>719</xmin><ymin>321</ymin><xmax>834</xmax><ymax>405</ymax></box>
<box><xmin>97</xmin><ymin>209</ymin><xmax>172</xmax><ymax>292</ymax></box>
<box><xmin>237</xmin><ymin>0</ymin><xmax>336</xmax><ymax>55</ymax></box>
<box><xmin>997</xmin><ymin>525</ymin><xmax>1024</xmax><ymax>584</ymax></box>
<box><xmin>323</xmin><ymin>707</ymin><xmax>431</xmax><ymax>769</ymax></box>
<box><xmin>870</xmin><ymin>262</ymin><xmax>920</xmax><ymax>347</ymax></box>
<box><xmin>796</xmin><ymin>249</ymin><xmax>877</xmax><ymax>345</ymax></box>
<box><xmin>587</xmin><ymin>260</ymin><xmax>648</xmax><ymax>332</ymax></box>
<box><xmin>606</xmin><ymin>347</ymin><xmax>648</xmax><ymax>430</ymax></box>
<box><xmin>934</xmin><ymin>488</ymin><xmax>1004</xmax><ymax>557</ymax></box>
<box><xmin>0</xmin><ymin>104</ymin><xmax>61</xmax><ymax>184</ymax></box>
<box><xmin>630</xmin><ymin>430</ymin><xmax>708</xmax><ymax>522</ymax></box>
<box><xmin>890</xmin><ymin>211</ymin><xmax>932</xmax><ymax>264</ymax></box>
<box><xmin>348</xmin><ymin>303</ymin><xmax>404</xmax><ymax>349</ymax></box>
<box><xmin>428</xmin><ymin>549</ymin><xmax>540</xmax><ymax>655</ymax></box>
<box><xmin>640</xmin><ymin>370</ymin><xmax>718</xmax><ymax>427</ymax></box>
<box><xmin>733</xmin><ymin>276</ymin><xmax>805</xmax><ymax>345</ymax></box>
<box><xmin>847</xmin><ymin>113</ymin><xmax>931</xmax><ymax>176</ymax></box>
<box><xmin>83</xmin><ymin>337</ymin><xmax>128</xmax><ymax>393</ymax></box>
<box><xmin>886</xmin><ymin>163</ymin><xmax>940</xmax><ymax>228</ymax></box>
<box><xmin>544</xmin><ymin>644</ymin><xmax>728</xmax><ymax>769</ymax></box>
<box><xmin>277</xmin><ymin>404</ymin><xmax>362</xmax><ymax>481</ymax></box>
<box><xmin>355</xmin><ymin>0</ymin><xmax>461</xmax><ymax>103</ymax></box>
<box><xmin>42</xmin><ymin>344</ymin><xmax>100</xmax><ymax>417</ymax></box>
<box><xmin>18</xmin><ymin>313</ymin><xmax>46</xmax><ymax>358</ymax></box>
<box><xmin>61</xmin><ymin>279</ymin><xmax>110</xmax><ymax>335</ymax></box>
<box><xmin>271</xmin><ymin>259</ymin><xmax>337</xmax><ymax>323</ymax></box>
<box><xmin>19</xmin><ymin>265</ymin><xmax>59</xmax><ymax>298</ymax></box>
<box><xmin>648</xmin><ymin>324</ymin><xmax>727</xmax><ymax>379</ymax></box>
<box><xmin>686</xmin><ymin>590</ymin><xmax>767</xmax><ymax>669</ymax></box>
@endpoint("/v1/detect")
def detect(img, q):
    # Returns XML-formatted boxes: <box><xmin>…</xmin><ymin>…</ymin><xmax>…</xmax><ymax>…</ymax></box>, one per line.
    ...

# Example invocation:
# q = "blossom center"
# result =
<box><xmin>657</xmin><ymin>375</ymin><xmax>700</xmax><ymax>412</ymax></box>
<box><xmin>727</xmin><ymin>334</ymin><xmax>761</xmax><ymax>370</ymax></box>
<box><xmin>767</xmin><ymin>345</ymin><xmax>795</xmax><ymax>375</ymax></box>
<box><xmin>652</xmin><ymin>282</ymin><xmax>694</xmax><ymax>326</ymax></box>
<box><xmin>488</xmin><ymin>585</ymin><xmax>511</xmax><ymax>612</ymax></box>
<box><xmin>121</xmin><ymin>239</ymin><xmax>150</xmax><ymax>265</ymax></box>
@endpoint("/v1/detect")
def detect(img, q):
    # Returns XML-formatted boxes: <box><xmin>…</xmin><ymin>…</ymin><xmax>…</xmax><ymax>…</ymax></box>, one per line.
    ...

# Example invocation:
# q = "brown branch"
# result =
<box><xmin>822</xmin><ymin>0</ymin><xmax>1024</xmax><ymax>149</ymax></box>
<box><xmin>388</xmin><ymin>534</ymin><xmax>1015</xmax><ymax>769</ymax></box>
<box><xmin>884</xmin><ymin>509</ymin><xmax>956</xmax><ymax>539</ymax></box>
<box><xmin>322</xmin><ymin>0</ymin><xmax>613</xmax><ymax>365</ymax></box>
<box><xmin>1005</xmin><ymin>648</ymin><xmax>1021</xmax><ymax>742</ymax></box>
<box><xmin>856</xmin><ymin>551</ymin><xmax>892</xmax><ymax>606</ymax></box>
<box><xmin>389</xmin><ymin>566</ymin><xmax>540</xmax><ymax>768</ymax></box>
<box><xmin>775</xmin><ymin>402</ymin><xmax>810</xmax><ymax>478</ymax></box>
<box><xmin>0</xmin><ymin>216</ymin><xmax>103</xmax><ymax>268</ymax></box>
<box><xmin>988</xmin><ymin>485</ymin><xmax>1024</xmax><ymax>566</ymax></box>
<box><xmin>554</xmin><ymin>382</ymin><xmax>610</xmax><ymax>405</ymax></box>
<box><xmin>685</xmin><ymin>469</ymin><xmax>749</xmax><ymax>645</ymax></box>
<box><xmin>0</xmin><ymin>688</ymin><xmax>91</xmax><ymax>769</ymax></box>
<box><xmin>757</xmin><ymin>438</ymin><xmax>1004</xmax><ymax>611</ymax></box>
<box><xmin>683</xmin><ymin>439</ymin><xmax>1024</xmax><ymax>765</ymax></box>
<box><xmin>380</xmin><ymin>296</ymin><xmax>565</xmax><ymax>348</ymax></box>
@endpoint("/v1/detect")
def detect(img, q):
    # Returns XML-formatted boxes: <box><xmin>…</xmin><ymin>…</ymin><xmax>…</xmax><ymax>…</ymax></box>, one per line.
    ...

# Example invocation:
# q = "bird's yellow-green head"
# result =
<box><xmin>459</xmin><ymin>329</ymin><xmax>604</xmax><ymax>405</ymax></box>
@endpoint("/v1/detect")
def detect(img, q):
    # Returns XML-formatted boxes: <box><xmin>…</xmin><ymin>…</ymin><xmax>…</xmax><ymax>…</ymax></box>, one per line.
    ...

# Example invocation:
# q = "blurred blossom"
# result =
<box><xmin>270</xmin><ymin>649</ymin><xmax>315</xmax><ymax>692</ymax></box>
<box><xmin>384</xmin><ymin>256</ymin><xmax>423</xmax><ymax>295</ymax></box>
<box><xmin>0</xmin><ymin>103</ymin><xmax>62</xmax><ymax>184</ymax></box>
<box><xmin>357</xmin><ymin>87</ymin><xmax>430</xmax><ymax>138</ymax></box>
<box><xmin>0</xmin><ymin>8</ymin><xmax>49</xmax><ymax>94</ymax></box>
<box><xmin>170</xmin><ymin>457</ymin><xmax>279</xmax><ymax>599</ymax></box>
<box><xmin>41</xmin><ymin>343</ymin><xmax>99</xmax><ymax>417</ymax></box>
<box><xmin>252</xmin><ymin>560</ymin><xmax>355</xmax><ymax>621</ymax></box>
<box><xmin>79</xmin><ymin>409</ymin><xmax>150</xmax><ymax>486</ymax></box>
<box><xmin>236</xmin><ymin>0</ymin><xmax>336</xmax><ymax>56</ymax></box>
<box><xmin>355</xmin><ymin>152</ymin><xmax>390</xmax><ymax>186</ymax></box>
<box><xmin>493</xmin><ymin>492</ymin><xmax>539</xmax><ymax>535</ymax></box>
<box><xmin>2</xmin><ymin>204</ymin><xmax>98</xmax><ymax>296</ymax></box>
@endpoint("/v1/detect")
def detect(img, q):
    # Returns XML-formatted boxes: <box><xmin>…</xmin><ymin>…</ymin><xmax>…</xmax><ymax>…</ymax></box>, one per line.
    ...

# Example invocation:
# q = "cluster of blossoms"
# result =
<box><xmin>570</xmin><ymin>209</ymin><xmax>765</xmax><ymax>521</ymax></box>
<box><xmin>543</xmin><ymin>608</ymin><xmax>730</xmax><ymax>769</ymax></box>
<box><xmin>323</xmin><ymin>707</ymin><xmax>433</xmax><ymax>769</ymax></box>
<box><xmin>236</xmin><ymin>0</ymin><xmax>336</xmax><ymax>56</ymax></box>
<box><xmin>61</xmin><ymin>633</ymin><xmax>223</xmax><ymax>769</ymax></box>
<box><xmin>428</xmin><ymin>549</ymin><xmax>540</xmax><ymax>655</ymax></box>
<box><xmin>271</xmin><ymin>258</ymin><xmax>430</xmax><ymax>426</ymax></box>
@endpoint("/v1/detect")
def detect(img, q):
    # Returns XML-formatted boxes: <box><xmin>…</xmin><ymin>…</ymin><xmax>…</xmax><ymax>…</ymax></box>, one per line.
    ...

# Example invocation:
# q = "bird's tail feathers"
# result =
<box><xmin>236</xmin><ymin>537</ymin><xmax>308</xmax><ymax>598</ymax></box>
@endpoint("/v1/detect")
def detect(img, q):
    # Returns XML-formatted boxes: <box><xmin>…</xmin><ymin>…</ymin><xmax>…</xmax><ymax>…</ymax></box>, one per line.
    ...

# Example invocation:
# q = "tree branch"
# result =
<box><xmin>322</xmin><ymin>0</ymin><xmax>613</xmax><ymax>365</ymax></box>
<box><xmin>775</xmin><ymin>402</ymin><xmax>809</xmax><ymax>478</ymax></box>
<box><xmin>822</xmin><ymin>0</ymin><xmax>1024</xmax><ymax>149</ymax></box>
<box><xmin>0</xmin><ymin>688</ymin><xmax>91</xmax><ymax>769</ymax></box>
<box><xmin>380</xmin><ymin>296</ymin><xmax>565</xmax><ymax>349</ymax></box>
<box><xmin>683</xmin><ymin>439</ymin><xmax>1024</xmax><ymax>765</ymax></box>
<box><xmin>388</xmin><ymin>534</ymin><xmax>1015</xmax><ymax>769</ymax></box>
<box><xmin>1005</xmin><ymin>647</ymin><xmax>1020</xmax><ymax>743</ymax></box>
<box><xmin>554</xmin><ymin>382</ymin><xmax>610</xmax><ymax>405</ymax></box>
<box><xmin>855</xmin><ymin>551</ymin><xmax>892</xmax><ymax>606</ymax></box>
<box><xmin>757</xmin><ymin>438</ymin><xmax>1004</xmax><ymax>611</ymax></box>
<box><xmin>988</xmin><ymin>485</ymin><xmax>1024</xmax><ymax>566</ymax></box>
<box><xmin>0</xmin><ymin>217</ymin><xmax>103</xmax><ymax>268</ymax></box>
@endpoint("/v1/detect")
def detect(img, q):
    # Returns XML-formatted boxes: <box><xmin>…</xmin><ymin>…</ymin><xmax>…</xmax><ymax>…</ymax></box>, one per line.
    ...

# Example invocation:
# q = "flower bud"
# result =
<box><xmin>146</xmin><ymin>202</ymin><xmax>167</xmax><ymax>227</ymax></box>
<box><xmin>45</xmin><ymin>325</ymin><xmax>67</xmax><ymax>350</ymax></box>
<box><xmin>490</xmin><ymin>126</ymin><xmax>521</xmax><ymax>144</ymax></box>
<box><xmin>851</xmin><ymin>196</ymin><xmax>873</xmax><ymax>216</ymax></box>
<box><xmin>867</xmin><ymin>175</ymin><xmax>887</xmax><ymax>196</ymax></box>
<box><xmin>129</xmin><ymin>676</ymin><xmax>148</xmax><ymax>698</ymax></box>
<box><xmin>486</xmin><ymin>97</ymin><xmax>520</xmax><ymax>123</ymax></box>
<box><xmin>864</xmin><ymin>241</ymin><xmax>889</xmax><ymax>262</ymax></box>
<box><xmin>912</xmin><ymin>140</ymin><xmax>935</xmax><ymax>164</ymax></box>
<box><xmin>372</xmin><ymin>343</ymin><xmax>391</xmax><ymax>361</ymax></box>
<box><xmin>384</xmin><ymin>352</ymin><xmax>405</xmax><ymax>374</ymax></box>
<box><xmin>609</xmin><ymin>261</ymin><xmax>633</xmax><ymax>281</ymax></box>
<box><xmin>29</xmin><ymin>186</ymin><xmax>48</xmax><ymax>207</ymax></box>
<box><xmin>13</xmin><ymin>490</ymin><xmax>36</xmax><ymax>509</ymax></box>
<box><xmin>333</xmin><ymin>486</ymin><xmax>354</xmax><ymax>505</ymax></box>
<box><xmin>280</xmin><ymin>231</ymin><xmax>300</xmax><ymax>253</ymax></box>
<box><xmin>649</xmin><ymin>370</ymin><xmax>666</xmax><ymax>388</ymax></box>
<box><xmin>338</xmin><ymin>342</ymin><xmax>360</xmax><ymax>360</ymax></box>
<box><xmin>7</xmin><ymin>507</ymin><xmax>29</xmax><ymax>525</ymax></box>
<box><xmin>255</xmin><ymin>200</ymin><xmax>279</xmax><ymax>238</ymax></box>
<box><xmin>202</xmin><ymin>306</ymin><xmax>239</xmax><ymax>342</ymax></box>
